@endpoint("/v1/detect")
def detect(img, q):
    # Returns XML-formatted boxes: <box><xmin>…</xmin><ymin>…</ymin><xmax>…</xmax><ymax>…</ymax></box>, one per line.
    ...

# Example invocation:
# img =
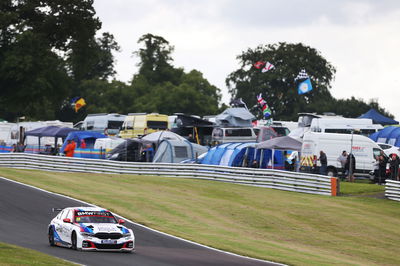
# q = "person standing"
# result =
<box><xmin>378</xmin><ymin>151</ymin><xmax>388</xmax><ymax>184</ymax></box>
<box><xmin>64</xmin><ymin>140</ymin><xmax>76</xmax><ymax>157</ymax></box>
<box><xmin>319</xmin><ymin>151</ymin><xmax>327</xmax><ymax>175</ymax></box>
<box><xmin>337</xmin><ymin>150</ymin><xmax>347</xmax><ymax>180</ymax></box>
<box><xmin>346</xmin><ymin>153</ymin><xmax>356</xmax><ymax>182</ymax></box>
<box><xmin>389</xmin><ymin>153</ymin><xmax>400</xmax><ymax>180</ymax></box>
<box><xmin>80</xmin><ymin>139</ymin><xmax>87</xmax><ymax>149</ymax></box>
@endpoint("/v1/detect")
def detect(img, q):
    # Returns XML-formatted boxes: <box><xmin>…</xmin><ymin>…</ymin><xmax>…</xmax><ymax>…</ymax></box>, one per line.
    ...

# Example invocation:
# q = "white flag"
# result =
<box><xmin>261</xmin><ymin>62</ymin><xmax>275</xmax><ymax>73</ymax></box>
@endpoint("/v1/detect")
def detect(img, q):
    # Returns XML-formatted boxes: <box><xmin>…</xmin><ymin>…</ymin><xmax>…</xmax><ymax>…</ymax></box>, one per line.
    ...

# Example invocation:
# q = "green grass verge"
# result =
<box><xmin>340</xmin><ymin>180</ymin><xmax>385</xmax><ymax>196</ymax></box>
<box><xmin>0</xmin><ymin>241</ymin><xmax>75</xmax><ymax>265</ymax></box>
<box><xmin>1</xmin><ymin>168</ymin><xmax>399</xmax><ymax>266</ymax></box>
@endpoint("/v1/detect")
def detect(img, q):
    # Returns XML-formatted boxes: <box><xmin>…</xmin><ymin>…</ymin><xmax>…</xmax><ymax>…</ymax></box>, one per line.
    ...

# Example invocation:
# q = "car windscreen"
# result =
<box><xmin>147</xmin><ymin>121</ymin><xmax>168</xmax><ymax>130</ymax></box>
<box><xmin>74</xmin><ymin>210</ymin><xmax>117</xmax><ymax>223</ymax></box>
<box><xmin>108</xmin><ymin>120</ymin><xmax>124</xmax><ymax>129</ymax></box>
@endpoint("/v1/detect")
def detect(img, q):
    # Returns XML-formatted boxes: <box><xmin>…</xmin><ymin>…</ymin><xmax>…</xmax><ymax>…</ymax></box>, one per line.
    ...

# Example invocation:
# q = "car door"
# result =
<box><xmin>53</xmin><ymin>210</ymin><xmax>66</xmax><ymax>243</ymax></box>
<box><xmin>61</xmin><ymin>210</ymin><xmax>74</xmax><ymax>243</ymax></box>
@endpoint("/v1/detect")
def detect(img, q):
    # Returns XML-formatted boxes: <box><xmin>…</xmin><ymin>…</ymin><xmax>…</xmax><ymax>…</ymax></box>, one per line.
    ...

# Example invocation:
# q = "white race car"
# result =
<box><xmin>48</xmin><ymin>207</ymin><xmax>135</xmax><ymax>252</ymax></box>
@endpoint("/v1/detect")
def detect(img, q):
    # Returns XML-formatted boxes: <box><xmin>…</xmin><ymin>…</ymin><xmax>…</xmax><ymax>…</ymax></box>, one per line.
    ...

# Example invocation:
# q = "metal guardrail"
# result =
<box><xmin>385</xmin><ymin>180</ymin><xmax>400</xmax><ymax>201</ymax></box>
<box><xmin>0</xmin><ymin>153</ymin><xmax>336</xmax><ymax>196</ymax></box>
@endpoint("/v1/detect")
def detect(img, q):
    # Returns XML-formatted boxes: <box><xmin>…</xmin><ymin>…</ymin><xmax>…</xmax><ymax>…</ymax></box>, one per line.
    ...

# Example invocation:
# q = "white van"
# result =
<box><xmin>211</xmin><ymin>127</ymin><xmax>257</xmax><ymax>145</ymax></box>
<box><xmin>300</xmin><ymin>132</ymin><xmax>383</xmax><ymax>178</ymax></box>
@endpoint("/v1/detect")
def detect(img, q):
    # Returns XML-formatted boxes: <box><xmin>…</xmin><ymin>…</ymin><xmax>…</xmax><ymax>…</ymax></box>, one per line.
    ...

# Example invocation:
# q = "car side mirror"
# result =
<box><xmin>118</xmin><ymin>219</ymin><xmax>125</xmax><ymax>225</ymax></box>
<box><xmin>63</xmin><ymin>218</ymin><xmax>71</xmax><ymax>223</ymax></box>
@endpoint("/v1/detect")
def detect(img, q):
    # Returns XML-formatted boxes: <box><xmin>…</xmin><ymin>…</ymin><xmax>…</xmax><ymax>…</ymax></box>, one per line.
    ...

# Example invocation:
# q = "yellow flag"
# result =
<box><xmin>74</xmin><ymin>98</ymin><xmax>86</xmax><ymax>112</ymax></box>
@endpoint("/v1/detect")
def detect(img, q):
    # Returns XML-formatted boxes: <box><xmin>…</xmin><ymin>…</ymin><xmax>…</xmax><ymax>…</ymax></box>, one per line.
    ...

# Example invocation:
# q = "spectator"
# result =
<box><xmin>378</xmin><ymin>151</ymin><xmax>388</xmax><ymax>184</ymax></box>
<box><xmin>80</xmin><ymin>139</ymin><xmax>87</xmax><ymax>149</ymax></box>
<box><xmin>251</xmin><ymin>160</ymin><xmax>259</xmax><ymax>168</ymax></box>
<box><xmin>64</xmin><ymin>140</ymin><xmax>76</xmax><ymax>157</ymax></box>
<box><xmin>373</xmin><ymin>155</ymin><xmax>380</xmax><ymax>184</ymax></box>
<box><xmin>11</xmin><ymin>144</ymin><xmax>17</xmax><ymax>152</ymax></box>
<box><xmin>319</xmin><ymin>150</ymin><xmax>327</xmax><ymax>175</ymax></box>
<box><xmin>187</xmin><ymin>134</ymin><xmax>195</xmax><ymax>143</ymax></box>
<box><xmin>389</xmin><ymin>153</ymin><xmax>400</xmax><ymax>181</ymax></box>
<box><xmin>346</xmin><ymin>153</ymin><xmax>356</xmax><ymax>182</ymax></box>
<box><xmin>337</xmin><ymin>150</ymin><xmax>347</xmax><ymax>180</ymax></box>
<box><xmin>140</xmin><ymin>143</ymin><xmax>154</xmax><ymax>162</ymax></box>
<box><xmin>16</xmin><ymin>143</ymin><xmax>25</xmax><ymax>152</ymax></box>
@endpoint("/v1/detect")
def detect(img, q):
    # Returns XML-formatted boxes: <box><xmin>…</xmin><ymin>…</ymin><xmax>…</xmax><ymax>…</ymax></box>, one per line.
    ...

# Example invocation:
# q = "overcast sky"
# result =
<box><xmin>93</xmin><ymin>0</ymin><xmax>400</xmax><ymax>120</ymax></box>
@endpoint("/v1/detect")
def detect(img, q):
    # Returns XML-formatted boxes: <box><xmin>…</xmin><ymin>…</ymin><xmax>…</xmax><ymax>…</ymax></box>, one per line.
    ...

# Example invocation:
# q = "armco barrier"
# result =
<box><xmin>385</xmin><ymin>180</ymin><xmax>400</xmax><ymax>201</ymax></box>
<box><xmin>0</xmin><ymin>153</ymin><xmax>337</xmax><ymax>196</ymax></box>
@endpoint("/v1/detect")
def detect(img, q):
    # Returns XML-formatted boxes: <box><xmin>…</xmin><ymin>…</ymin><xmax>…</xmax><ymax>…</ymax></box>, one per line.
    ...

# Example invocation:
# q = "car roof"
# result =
<box><xmin>64</xmin><ymin>207</ymin><xmax>109</xmax><ymax>212</ymax></box>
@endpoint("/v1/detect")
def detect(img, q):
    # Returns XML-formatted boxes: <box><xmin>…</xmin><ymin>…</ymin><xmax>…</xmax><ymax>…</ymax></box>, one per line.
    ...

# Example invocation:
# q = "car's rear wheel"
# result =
<box><xmin>48</xmin><ymin>227</ymin><xmax>55</xmax><ymax>246</ymax></box>
<box><xmin>71</xmin><ymin>232</ymin><xmax>77</xmax><ymax>250</ymax></box>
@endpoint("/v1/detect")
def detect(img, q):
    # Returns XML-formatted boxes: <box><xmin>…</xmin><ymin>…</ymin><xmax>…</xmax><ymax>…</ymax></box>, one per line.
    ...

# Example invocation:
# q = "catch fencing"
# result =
<box><xmin>0</xmin><ymin>153</ymin><xmax>337</xmax><ymax>196</ymax></box>
<box><xmin>385</xmin><ymin>180</ymin><xmax>400</xmax><ymax>201</ymax></box>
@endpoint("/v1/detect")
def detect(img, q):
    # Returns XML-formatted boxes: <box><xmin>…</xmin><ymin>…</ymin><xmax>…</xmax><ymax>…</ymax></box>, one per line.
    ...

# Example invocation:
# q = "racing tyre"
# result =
<box><xmin>48</xmin><ymin>228</ymin><xmax>55</xmax><ymax>246</ymax></box>
<box><xmin>71</xmin><ymin>232</ymin><xmax>77</xmax><ymax>250</ymax></box>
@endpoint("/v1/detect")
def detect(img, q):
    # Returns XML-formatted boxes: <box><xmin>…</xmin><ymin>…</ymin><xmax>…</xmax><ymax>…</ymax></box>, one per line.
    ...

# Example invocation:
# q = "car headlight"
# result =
<box><xmin>80</xmin><ymin>232</ymin><xmax>94</xmax><ymax>237</ymax></box>
<box><xmin>122</xmin><ymin>232</ymin><xmax>131</xmax><ymax>237</ymax></box>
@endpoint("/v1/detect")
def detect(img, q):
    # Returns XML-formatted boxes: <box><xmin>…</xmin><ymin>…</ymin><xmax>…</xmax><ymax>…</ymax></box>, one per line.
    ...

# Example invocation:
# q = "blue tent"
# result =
<box><xmin>358</xmin><ymin>109</ymin><xmax>398</xmax><ymax>126</ymax></box>
<box><xmin>61</xmin><ymin>131</ymin><xmax>106</xmax><ymax>152</ymax></box>
<box><xmin>200</xmin><ymin>142</ymin><xmax>284</xmax><ymax>168</ymax></box>
<box><xmin>370</xmin><ymin>126</ymin><xmax>400</xmax><ymax>147</ymax></box>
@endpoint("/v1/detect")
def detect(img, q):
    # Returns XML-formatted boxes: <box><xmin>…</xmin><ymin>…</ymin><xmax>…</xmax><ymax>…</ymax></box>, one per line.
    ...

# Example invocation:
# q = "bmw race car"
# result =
<box><xmin>48</xmin><ymin>207</ymin><xmax>135</xmax><ymax>252</ymax></box>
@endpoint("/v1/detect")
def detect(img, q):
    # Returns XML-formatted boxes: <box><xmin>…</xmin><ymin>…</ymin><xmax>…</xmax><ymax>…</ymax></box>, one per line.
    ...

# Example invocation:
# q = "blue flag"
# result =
<box><xmin>297</xmin><ymin>78</ymin><xmax>313</xmax><ymax>95</ymax></box>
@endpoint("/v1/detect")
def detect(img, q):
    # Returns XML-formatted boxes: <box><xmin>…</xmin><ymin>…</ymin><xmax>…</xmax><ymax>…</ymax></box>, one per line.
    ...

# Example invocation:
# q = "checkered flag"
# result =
<box><xmin>294</xmin><ymin>69</ymin><xmax>309</xmax><ymax>82</ymax></box>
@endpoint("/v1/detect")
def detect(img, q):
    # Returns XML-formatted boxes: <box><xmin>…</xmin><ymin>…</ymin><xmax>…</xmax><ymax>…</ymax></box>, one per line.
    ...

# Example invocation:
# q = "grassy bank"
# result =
<box><xmin>0</xmin><ymin>242</ymin><xmax>75</xmax><ymax>265</ymax></box>
<box><xmin>1</xmin><ymin>168</ymin><xmax>399</xmax><ymax>265</ymax></box>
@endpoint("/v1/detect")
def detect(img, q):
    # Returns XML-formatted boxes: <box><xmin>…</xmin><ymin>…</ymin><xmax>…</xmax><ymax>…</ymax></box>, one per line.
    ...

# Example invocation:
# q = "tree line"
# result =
<box><xmin>0</xmin><ymin>0</ymin><xmax>393</xmax><ymax>123</ymax></box>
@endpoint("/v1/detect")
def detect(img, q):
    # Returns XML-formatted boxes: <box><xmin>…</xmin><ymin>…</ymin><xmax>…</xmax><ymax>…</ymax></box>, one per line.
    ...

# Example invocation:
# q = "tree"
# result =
<box><xmin>0</xmin><ymin>0</ymin><xmax>120</xmax><ymax>121</ymax></box>
<box><xmin>134</xmin><ymin>33</ymin><xmax>182</xmax><ymax>85</ymax></box>
<box><xmin>226</xmin><ymin>43</ymin><xmax>336</xmax><ymax>121</ymax></box>
<box><xmin>129</xmin><ymin>34</ymin><xmax>222</xmax><ymax>116</ymax></box>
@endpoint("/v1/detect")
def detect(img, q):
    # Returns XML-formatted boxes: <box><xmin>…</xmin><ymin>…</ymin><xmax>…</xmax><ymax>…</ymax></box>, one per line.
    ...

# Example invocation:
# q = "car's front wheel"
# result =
<box><xmin>71</xmin><ymin>232</ymin><xmax>77</xmax><ymax>250</ymax></box>
<box><xmin>48</xmin><ymin>227</ymin><xmax>55</xmax><ymax>246</ymax></box>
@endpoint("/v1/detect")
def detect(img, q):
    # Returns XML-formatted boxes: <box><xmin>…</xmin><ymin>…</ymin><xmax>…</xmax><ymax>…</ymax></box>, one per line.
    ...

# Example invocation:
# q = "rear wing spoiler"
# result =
<box><xmin>52</xmin><ymin>208</ymin><xmax>63</xmax><ymax>212</ymax></box>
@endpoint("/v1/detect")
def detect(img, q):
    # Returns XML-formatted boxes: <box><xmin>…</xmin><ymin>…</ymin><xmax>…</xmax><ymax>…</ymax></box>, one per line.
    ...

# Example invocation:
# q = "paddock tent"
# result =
<box><xmin>369</xmin><ymin>126</ymin><xmax>400</xmax><ymax>147</ymax></box>
<box><xmin>215</xmin><ymin>107</ymin><xmax>255</xmax><ymax>127</ymax></box>
<box><xmin>256</xmin><ymin>136</ymin><xmax>302</xmax><ymax>151</ymax></box>
<box><xmin>152</xmin><ymin>139</ymin><xmax>209</xmax><ymax>163</ymax></box>
<box><xmin>358</xmin><ymin>109</ymin><xmax>399</xmax><ymax>126</ymax></box>
<box><xmin>25</xmin><ymin>126</ymin><xmax>77</xmax><ymax>152</ymax></box>
<box><xmin>60</xmin><ymin>131</ymin><xmax>106</xmax><ymax>152</ymax></box>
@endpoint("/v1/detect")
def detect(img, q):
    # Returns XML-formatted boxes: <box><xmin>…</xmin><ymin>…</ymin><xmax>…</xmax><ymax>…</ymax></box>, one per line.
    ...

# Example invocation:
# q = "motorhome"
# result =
<box><xmin>77</xmin><ymin>113</ymin><xmax>126</xmax><ymax>136</ymax></box>
<box><xmin>290</xmin><ymin>113</ymin><xmax>383</xmax><ymax>139</ymax></box>
<box><xmin>119</xmin><ymin>113</ymin><xmax>169</xmax><ymax>139</ymax></box>
<box><xmin>211</xmin><ymin>127</ymin><xmax>257</xmax><ymax>145</ymax></box>
<box><xmin>300</xmin><ymin>131</ymin><xmax>384</xmax><ymax>178</ymax></box>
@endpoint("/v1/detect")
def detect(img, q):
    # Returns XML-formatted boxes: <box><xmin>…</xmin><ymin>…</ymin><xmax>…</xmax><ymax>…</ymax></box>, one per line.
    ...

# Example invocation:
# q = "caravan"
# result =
<box><xmin>300</xmin><ymin>132</ymin><xmax>384</xmax><ymax>178</ymax></box>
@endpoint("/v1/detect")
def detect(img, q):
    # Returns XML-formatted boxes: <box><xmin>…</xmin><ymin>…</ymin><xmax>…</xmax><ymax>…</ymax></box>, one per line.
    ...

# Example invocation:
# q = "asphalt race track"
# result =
<box><xmin>0</xmin><ymin>177</ymin><xmax>278</xmax><ymax>266</ymax></box>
